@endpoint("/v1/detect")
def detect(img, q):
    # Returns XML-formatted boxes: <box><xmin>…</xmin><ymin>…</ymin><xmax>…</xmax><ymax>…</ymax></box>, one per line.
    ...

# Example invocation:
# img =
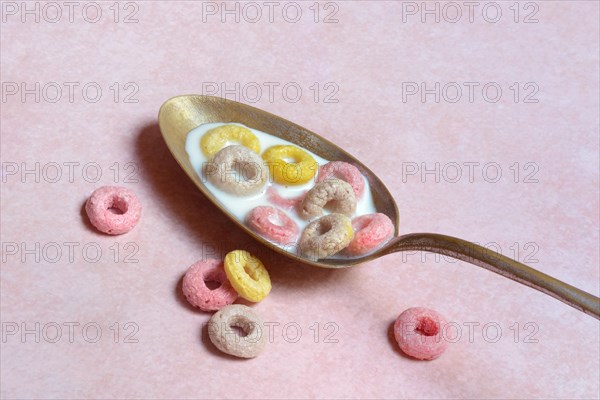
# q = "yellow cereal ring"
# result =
<box><xmin>224</xmin><ymin>250</ymin><xmax>272</xmax><ymax>302</ymax></box>
<box><xmin>261</xmin><ymin>145</ymin><xmax>318</xmax><ymax>185</ymax></box>
<box><xmin>201</xmin><ymin>125</ymin><xmax>260</xmax><ymax>158</ymax></box>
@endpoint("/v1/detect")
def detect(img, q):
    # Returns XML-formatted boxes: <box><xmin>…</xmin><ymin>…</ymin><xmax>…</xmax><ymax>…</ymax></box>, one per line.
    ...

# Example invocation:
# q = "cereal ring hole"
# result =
<box><xmin>267</xmin><ymin>212</ymin><xmax>284</xmax><ymax>227</ymax></box>
<box><xmin>316</xmin><ymin>220</ymin><xmax>333</xmax><ymax>236</ymax></box>
<box><xmin>352</xmin><ymin>218</ymin><xmax>370</xmax><ymax>231</ymax></box>
<box><xmin>243</xmin><ymin>264</ymin><xmax>259</xmax><ymax>281</ymax></box>
<box><xmin>282</xmin><ymin>164</ymin><xmax>302</xmax><ymax>183</ymax></box>
<box><xmin>232</xmin><ymin>161</ymin><xmax>261</xmax><ymax>182</ymax></box>
<box><xmin>229</xmin><ymin>316</ymin><xmax>254</xmax><ymax>337</ymax></box>
<box><xmin>324</xmin><ymin>170</ymin><xmax>342</xmax><ymax>181</ymax></box>
<box><xmin>203</xmin><ymin>271</ymin><xmax>224</xmax><ymax>291</ymax></box>
<box><xmin>325</xmin><ymin>201</ymin><xmax>341</xmax><ymax>212</ymax></box>
<box><xmin>204</xmin><ymin>279</ymin><xmax>222</xmax><ymax>290</ymax></box>
<box><xmin>108</xmin><ymin>195</ymin><xmax>128</xmax><ymax>215</ymax></box>
<box><xmin>231</xmin><ymin>252</ymin><xmax>261</xmax><ymax>281</ymax></box>
<box><xmin>224</xmin><ymin>140</ymin><xmax>241</xmax><ymax>147</ymax></box>
<box><xmin>416</xmin><ymin>317</ymin><xmax>439</xmax><ymax>336</ymax></box>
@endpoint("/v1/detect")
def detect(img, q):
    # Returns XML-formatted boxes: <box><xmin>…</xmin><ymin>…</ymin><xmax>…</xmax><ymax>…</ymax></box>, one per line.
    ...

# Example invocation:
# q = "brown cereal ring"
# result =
<box><xmin>208</xmin><ymin>304</ymin><xmax>266</xmax><ymax>358</ymax></box>
<box><xmin>206</xmin><ymin>145</ymin><xmax>267</xmax><ymax>196</ymax></box>
<box><xmin>300</xmin><ymin>179</ymin><xmax>356</xmax><ymax>220</ymax></box>
<box><xmin>298</xmin><ymin>213</ymin><xmax>354</xmax><ymax>260</ymax></box>
<box><xmin>317</xmin><ymin>161</ymin><xmax>365</xmax><ymax>199</ymax></box>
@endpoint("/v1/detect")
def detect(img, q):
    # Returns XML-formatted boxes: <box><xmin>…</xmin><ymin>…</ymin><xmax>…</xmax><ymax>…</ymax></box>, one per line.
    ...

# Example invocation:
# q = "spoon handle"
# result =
<box><xmin>384</xmin><ymin>233</ymin><xmax>600</xmax><ymax>319</ymax></box>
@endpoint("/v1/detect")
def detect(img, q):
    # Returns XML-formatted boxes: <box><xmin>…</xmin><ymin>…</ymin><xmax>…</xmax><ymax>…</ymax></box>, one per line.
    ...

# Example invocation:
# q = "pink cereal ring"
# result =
<box><xmin>85</xmin><ymin>186</ymin><xmax>142</xmax><ymax>235</ymax></box>
<box><xmin>246</xmin><ymin>205</ymin><xmax>299</xmax><ymax>245</ymax></box>
<box><xmin>317</xmin><ymin>161</ymin><xmax>365</xmax><ymax>199</ymax></box>
<box><xmin>393</xmin><ymin>307</ymin><xmax>448</xmax><ymax>360</ymax></box>
<box><xmin>182</xmin><ymin>259</ymin><xmax>239</xmax><ymax>312</ymax></box>
<box><xmin>266</xmin><ymin>186</ymin><xmax>306</xmax><ymax>211</ymax></box>
<box><xmin>346</xmin><ymin>213</ymin><xmax>394</xmax><ymax>256</ymax></box>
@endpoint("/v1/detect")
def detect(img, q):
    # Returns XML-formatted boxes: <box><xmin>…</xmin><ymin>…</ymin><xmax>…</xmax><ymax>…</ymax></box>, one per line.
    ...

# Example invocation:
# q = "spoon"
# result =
<box><xmin>158</xmin><ymin>95</ymin><xmax>600</xmax><ymax>320</ymax></box>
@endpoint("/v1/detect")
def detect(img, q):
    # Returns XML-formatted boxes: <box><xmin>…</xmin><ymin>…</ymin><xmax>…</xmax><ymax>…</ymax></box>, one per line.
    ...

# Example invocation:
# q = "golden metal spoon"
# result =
<box><xmin>158</xmin><ymin>95</ymin><xmax>600</xmax><ymax>319</ymax></box>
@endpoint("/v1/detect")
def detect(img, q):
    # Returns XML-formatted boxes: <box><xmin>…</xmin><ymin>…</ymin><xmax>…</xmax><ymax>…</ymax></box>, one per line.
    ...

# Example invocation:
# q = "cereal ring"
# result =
<box><xmin>205</xmin><ymin>145</ymin><xmax>267</xmax><ymax>196</ymax></box>
<box><xmin>246</xmin><ymin>206</ymin><xmax>299</xmax><ymax>245</ymax></box>
<box><xmin>182</xmin><ymin>259</ymin><xmax>239</xmax><ymax>312</ymax></box>
<box><xmin>85</xmin><ymin>186</ymin><xmax>141</xmax><ymax>235</ymax></box>
<box><xmin>262</xmin><ymin>145</ymin><xmax>318</xmax><ymax>185</ymax></box>
<box><xmin>393</xmin><ymin>307</ymin><xmax>448</xmax><ymax>360</ymax></box>
<box><xmin>266</xmin><ymin>186</ymin><xmax>306</xmax><ymax>211</ymax></box>
<box><xmin>345</xmin><ymin>213</ymin><xmax>395</xmax><ymax>256</ymax></box>
<box><xmin>208</xmin><ymin>304</ymin><xmax>267</xmax><ymax>358</ymax></box>
<box><xmin>201</xmin><ymin>124</ymin><xmax>260</xmax><ymax>158</ymax></box>
<box><xmin>317</xmin><ymin>161</ymin><xmax>365</xmax><ymax>199</ymax></box>
<box><xmin>298</xmin><ymin>213</ymin><xmax>354</xmax><ymax>260</ymax></box>
<box><xmin>224</xmin><ymin>250</ymin><xmax>272</xmax><ymax>302</ymax></box>
<box><xmin>300</xmin><ymin>179</ymin><xmax>356</xmax><ymax>220</ymax></box>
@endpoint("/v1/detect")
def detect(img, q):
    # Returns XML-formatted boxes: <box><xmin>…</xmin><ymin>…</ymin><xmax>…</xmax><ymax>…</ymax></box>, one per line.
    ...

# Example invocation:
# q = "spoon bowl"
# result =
<box><xmin>159</xmin><ymin>95</ymin><xmax>600</xmax><ymax>319</ymax></box>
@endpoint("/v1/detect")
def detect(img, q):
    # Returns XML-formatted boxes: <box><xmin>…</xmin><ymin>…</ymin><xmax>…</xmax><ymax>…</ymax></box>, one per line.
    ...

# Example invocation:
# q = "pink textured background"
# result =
<box><xmin>1</xmin><ymin>1</ymin><xmax>599</xmax><ymax>399</ymax></box>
